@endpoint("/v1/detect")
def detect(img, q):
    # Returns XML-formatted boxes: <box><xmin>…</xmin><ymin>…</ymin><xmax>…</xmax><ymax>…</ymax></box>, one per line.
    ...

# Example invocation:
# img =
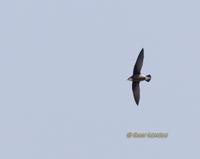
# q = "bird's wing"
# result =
<box><xmin>132</xmin><ymin>82</ymin><xmax>140</xmax><ymax>105</ymax></box>
<box><xmin>133</xmin><ymin>48</ymin><xmax>144</xmax><ymax>74</ymax></box>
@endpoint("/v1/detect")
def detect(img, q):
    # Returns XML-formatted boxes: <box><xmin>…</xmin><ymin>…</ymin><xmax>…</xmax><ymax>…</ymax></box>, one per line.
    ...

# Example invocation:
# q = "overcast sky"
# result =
<box><xmin>0</xmin><ymin>0</ymin><xmax>200</xmax><ymax>158</ymax></box>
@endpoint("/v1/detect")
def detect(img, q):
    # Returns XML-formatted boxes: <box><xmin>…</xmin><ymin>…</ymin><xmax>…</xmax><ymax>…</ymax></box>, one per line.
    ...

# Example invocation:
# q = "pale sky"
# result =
<box><xmin>0</xmin><ymin>0</ymin><xmax>200</xmax><ymax>158</ymax></box>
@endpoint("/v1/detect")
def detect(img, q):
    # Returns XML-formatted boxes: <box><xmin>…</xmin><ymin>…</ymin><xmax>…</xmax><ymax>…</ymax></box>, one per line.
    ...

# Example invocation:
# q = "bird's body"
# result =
<box><xmin>128</xmin><ymin>74</ymin><xmax>149</xmax><ymax>82</ymax></box>
<box><xmin>128</xmin><ymin>48</ymin><xmax>151</xmax><ymax>105</ymax></box>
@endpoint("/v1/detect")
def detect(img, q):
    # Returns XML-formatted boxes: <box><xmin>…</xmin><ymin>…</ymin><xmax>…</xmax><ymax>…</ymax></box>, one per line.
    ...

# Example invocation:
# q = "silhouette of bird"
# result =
<box><xmin>127</xmin><ymin>48</ymin><xmax>151</xmax><ymax>105</ymax></box>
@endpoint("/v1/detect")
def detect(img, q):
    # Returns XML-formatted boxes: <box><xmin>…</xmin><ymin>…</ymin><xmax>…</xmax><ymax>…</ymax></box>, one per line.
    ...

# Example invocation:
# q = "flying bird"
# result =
<box><xmin>127</xmin><ymin>48</ymin><xmax>151</xmax><ymax>105</ymax></box>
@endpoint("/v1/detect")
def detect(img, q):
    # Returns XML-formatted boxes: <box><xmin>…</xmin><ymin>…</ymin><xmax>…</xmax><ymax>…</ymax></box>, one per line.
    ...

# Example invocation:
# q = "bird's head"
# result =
<box><xmin>127</xmin><ymin>76</ymin><xmax>133</xmax><ymax>81</ymax></box>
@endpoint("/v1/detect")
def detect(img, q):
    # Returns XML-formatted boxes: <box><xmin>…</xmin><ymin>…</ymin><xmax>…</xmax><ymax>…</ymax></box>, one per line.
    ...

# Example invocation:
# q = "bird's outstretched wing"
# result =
<box><xmin>132</xmin><ymin>82</ymin><xmax>140</xmax><ymax>105</ymax></box>
<box><xmin>133</xmin><ymin>48</ymin><xmax>144</xmax><ymax>74</ymax></box>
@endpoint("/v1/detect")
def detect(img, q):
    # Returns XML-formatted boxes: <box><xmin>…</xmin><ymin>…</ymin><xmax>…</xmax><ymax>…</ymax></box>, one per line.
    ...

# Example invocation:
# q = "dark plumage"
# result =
<box><xmin>128</xmin><ymin>48</ymin><xmax>151</xmax><ymax>105</ymax></box>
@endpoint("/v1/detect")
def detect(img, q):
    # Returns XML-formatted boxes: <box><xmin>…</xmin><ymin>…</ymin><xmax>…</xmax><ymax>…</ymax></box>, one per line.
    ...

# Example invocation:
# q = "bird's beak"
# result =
<box><xmin>127</xmin><ymin>77</ymin><xmax>132</xmax><ymax>81</ymax></box>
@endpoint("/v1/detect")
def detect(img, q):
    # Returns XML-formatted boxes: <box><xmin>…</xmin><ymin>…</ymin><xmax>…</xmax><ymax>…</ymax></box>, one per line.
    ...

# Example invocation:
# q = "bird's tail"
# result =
<box><xmin>145</xmin><ymin>74</ymin><xmax>151</xmax><ymax>82</ymax></box>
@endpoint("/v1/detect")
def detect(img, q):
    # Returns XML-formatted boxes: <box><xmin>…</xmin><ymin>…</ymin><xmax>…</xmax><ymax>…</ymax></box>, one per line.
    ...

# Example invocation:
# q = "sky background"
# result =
<box><xmin>0</xmin><ymin>0</ymin><xmax>200</xmax><ymax>158</ymax></box>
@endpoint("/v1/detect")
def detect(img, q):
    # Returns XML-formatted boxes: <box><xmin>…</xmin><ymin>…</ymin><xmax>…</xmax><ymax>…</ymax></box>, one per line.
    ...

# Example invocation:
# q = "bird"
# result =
<box><xmin>127</xmin><ymin>48</ymin><xmax>151</xmax><ymax>105</ymax></box>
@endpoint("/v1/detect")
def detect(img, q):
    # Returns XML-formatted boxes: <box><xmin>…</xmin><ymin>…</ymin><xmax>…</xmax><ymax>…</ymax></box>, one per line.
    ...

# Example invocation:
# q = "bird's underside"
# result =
<box><xmin>132</xmin><ymin>49</ymin><xmax>144</xmax><ymax>105</ymax></box>
<box><xmin>128</xmin><ymin>48</ymin><xmax>151</xmax><ymax>105</ymax></box>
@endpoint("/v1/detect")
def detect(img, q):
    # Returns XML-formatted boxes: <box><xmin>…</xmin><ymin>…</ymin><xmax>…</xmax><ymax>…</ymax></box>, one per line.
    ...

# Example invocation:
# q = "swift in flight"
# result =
<box><xmin>127</xmin><ymin>48</ymin><xmax>151</xmax><ymax>105</ymax></box>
